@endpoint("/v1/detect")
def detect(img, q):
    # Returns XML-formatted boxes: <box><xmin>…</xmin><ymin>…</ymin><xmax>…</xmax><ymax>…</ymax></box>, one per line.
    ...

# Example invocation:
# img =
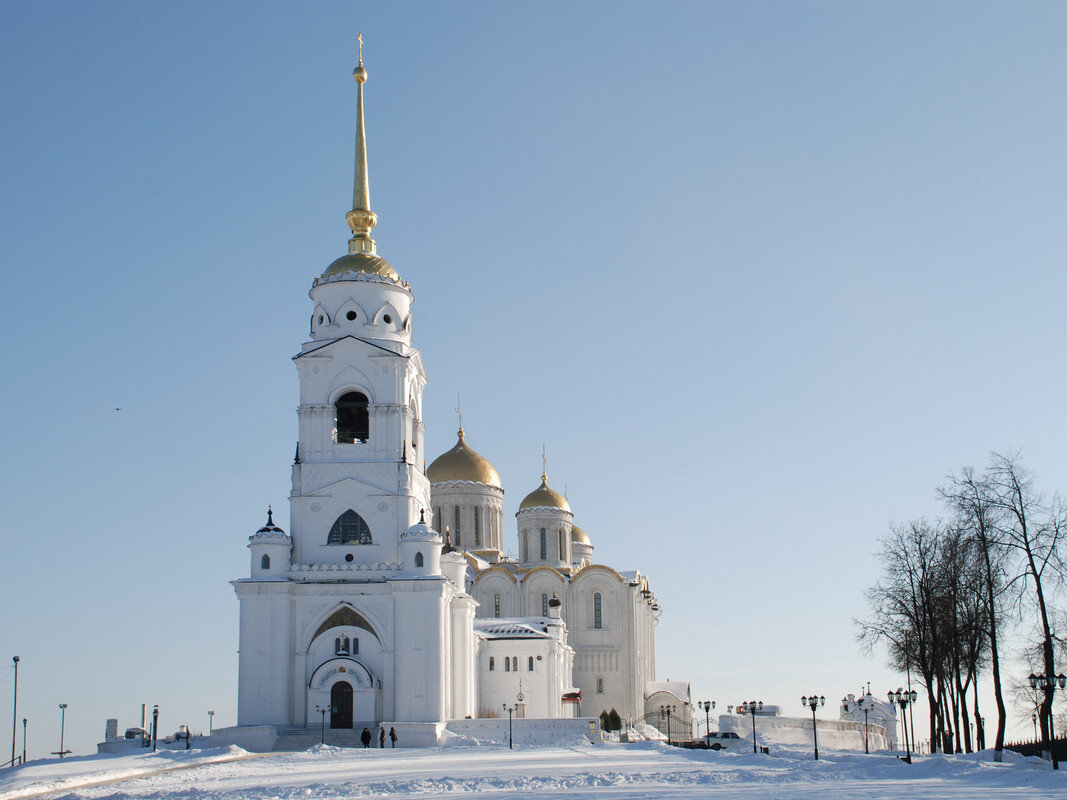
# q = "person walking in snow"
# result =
<box><xmin>389</xmin><ymin>727</ymin><xmax>397</xmax><ymax>748</ymax></box>
<box><xmin>379</xmin><ymin>727</ymin><xmax>386</xmax><ymax>748</ymax></box>
<box><xmin>360</xmin><ymin>727</ymin><xmax>371</xmax><ymax>748</ymax></box>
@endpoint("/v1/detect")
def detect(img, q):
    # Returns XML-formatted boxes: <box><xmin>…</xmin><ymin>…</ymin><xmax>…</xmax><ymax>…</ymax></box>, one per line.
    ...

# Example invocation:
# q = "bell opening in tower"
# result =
<box><xmin>335</xmin><ymin>392</ymin><xmax>370</xmax><ymax>443</ymax></box>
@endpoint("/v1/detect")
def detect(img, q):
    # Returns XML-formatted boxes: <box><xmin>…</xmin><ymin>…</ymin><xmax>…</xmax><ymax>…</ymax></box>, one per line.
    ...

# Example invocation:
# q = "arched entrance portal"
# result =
<box><xmin>331</xmin><ymin>681</ymin><xmax>353</xmax><ymax>729</ymax></box>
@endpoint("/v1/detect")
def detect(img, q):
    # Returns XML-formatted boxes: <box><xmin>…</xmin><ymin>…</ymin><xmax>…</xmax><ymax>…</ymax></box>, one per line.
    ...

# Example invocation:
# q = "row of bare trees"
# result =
<box><xmin>859</xmin><ymin>452</ymin><xmax>1065</xmax><ymax>762</ymax></box>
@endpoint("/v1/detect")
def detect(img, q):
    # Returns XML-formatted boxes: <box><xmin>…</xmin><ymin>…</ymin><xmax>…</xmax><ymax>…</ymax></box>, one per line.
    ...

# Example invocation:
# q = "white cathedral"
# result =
<box><xmin>228</xmin><ymin>52</ymin><xmax>688</xmax><ymax>748</ymax></box>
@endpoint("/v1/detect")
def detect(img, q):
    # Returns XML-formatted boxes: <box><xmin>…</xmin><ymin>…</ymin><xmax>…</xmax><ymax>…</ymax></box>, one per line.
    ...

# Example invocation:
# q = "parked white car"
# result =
<box><xmin>705</xmin><ymin>731</ymin><xmax>744</xmax><ymax>750</ymax></box>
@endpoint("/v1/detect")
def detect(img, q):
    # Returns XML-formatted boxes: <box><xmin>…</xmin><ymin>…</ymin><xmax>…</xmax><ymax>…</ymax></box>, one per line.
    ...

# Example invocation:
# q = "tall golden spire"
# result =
<box><xmin>346</xmin><ymin>33</ymin><xmax>378</xmax><ymax>255</ymax></box>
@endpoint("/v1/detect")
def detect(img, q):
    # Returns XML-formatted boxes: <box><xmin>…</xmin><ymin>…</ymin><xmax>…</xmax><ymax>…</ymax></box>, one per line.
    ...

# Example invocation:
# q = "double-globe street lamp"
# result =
<box><xmin>888</xmin><ymin>689</ymin><xmax>917</xmax><ymax>763</ymax></box>
<box><xmin>1028</xmin><ymin>671</ymin><xmax>1066</xmax><ymax>770</ymax></box>
<box><xmin>739</xmin><ymin>701</ymin><xmax>763</xmax><ymax>754</ymax></box>
<box><xmin>503</xmin><ymin>704</ymin><xmax>516</xmax><ymax>750</ymax></box>
<box><xmin>699</xmin><ymin>700</ymin><xmax>716</xmax><ymax>748</ymax></box>
<box><xmin>315</xmin><ymin>705</ymin><xmax>329</xmax><ymax>744</ymax></box>
<box><xmin>801</xmin><ymin>695</ymin><xmax>825</xmax><ymax>760</ymax></box>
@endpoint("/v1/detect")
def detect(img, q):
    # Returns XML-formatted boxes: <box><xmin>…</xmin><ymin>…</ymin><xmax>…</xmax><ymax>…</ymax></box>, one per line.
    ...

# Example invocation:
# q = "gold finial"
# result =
<box><xmin>456</xmin><ymin>392</ymin><xmax>464</xmax><ymax>436</ymax></box>
<box><xmin>347</xmin><ymin>34</ymin><xmax>376</xmax><ymax>253</ymax></box>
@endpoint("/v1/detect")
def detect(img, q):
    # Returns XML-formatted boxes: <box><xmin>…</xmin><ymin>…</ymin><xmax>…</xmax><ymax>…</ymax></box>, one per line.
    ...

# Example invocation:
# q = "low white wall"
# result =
<box><xmin>717</xmin><ymin>715</ymin><xmax>890</xmax><ymax>752</ymax></box>
<box><xmin>206</xmin><ymin>725</ymin><xmax>278</xmax><ymax>753</ymax></box>
<box><xmin>445</xmin><ymin>717</ymin><xmax>601</xmax><ymax>746</ymax></box>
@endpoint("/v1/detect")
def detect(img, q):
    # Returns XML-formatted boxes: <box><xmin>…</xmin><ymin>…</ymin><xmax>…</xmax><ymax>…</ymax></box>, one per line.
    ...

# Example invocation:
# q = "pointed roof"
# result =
<box><xmin>319</xmin><ymin>37</ymin><xmax>401</xmax><ymax>284</ymax></box>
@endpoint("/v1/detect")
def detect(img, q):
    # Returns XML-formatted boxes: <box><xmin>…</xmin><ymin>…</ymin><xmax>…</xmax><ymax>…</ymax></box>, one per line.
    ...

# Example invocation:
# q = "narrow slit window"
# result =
<box><xmin>260</xmin><ymin>554</ymin><xmax>270</xmax><ymax>570</ymax></box>
<box><xmin>593</xmin><ymin>592</ymin><xmax>603</xmax><ymax>629</ymax></box>
<box><xmin>540</xmin><ymin>528</ymin><xmax>547</xmax><ymax>560</ymax></box>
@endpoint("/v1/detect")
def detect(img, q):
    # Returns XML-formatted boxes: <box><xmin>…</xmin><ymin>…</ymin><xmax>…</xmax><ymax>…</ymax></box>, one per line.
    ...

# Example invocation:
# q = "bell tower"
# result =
<box><xmin>289</xmin><ymin>45</ymin><xmax>430</xmax><ymax>569</ymax></box>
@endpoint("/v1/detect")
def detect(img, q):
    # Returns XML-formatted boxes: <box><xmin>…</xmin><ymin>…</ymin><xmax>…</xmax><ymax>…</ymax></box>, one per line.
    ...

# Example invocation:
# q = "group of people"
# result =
<box><xmin>360</xmin><ymin>726</ymin><xmax>398</xmax><ymax>748</ymax></box>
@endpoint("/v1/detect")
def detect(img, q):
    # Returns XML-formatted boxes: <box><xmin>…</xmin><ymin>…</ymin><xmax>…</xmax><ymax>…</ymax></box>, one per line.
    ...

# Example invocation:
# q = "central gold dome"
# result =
<box><xmin>519</xmin><ymin>474</ymin><xmax>571</xmax><ymax>512</ymax></box>
<box><xmin>427</xmin><ymin>429</ymin><xmax>502</xmax><ymax>489</ymax></box>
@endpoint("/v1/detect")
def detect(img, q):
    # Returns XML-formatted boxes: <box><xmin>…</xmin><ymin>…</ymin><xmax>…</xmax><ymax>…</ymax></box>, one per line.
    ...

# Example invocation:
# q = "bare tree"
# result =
<box><xmin>940</xmin><ymin>467</ymin><xmax>1010</xmax><ymax>760</ymax></box>
<box><xmin>988</xmin><ymin>452</ymin><xmax>1066</xmax><ymax>765</ymax></box>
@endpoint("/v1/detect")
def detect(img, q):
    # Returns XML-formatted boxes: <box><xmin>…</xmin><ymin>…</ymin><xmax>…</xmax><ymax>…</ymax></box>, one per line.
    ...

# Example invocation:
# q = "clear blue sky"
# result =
<box><xmin>2</xmin><ymin>1</ymin><xmax>1065</xmax><ymax>757</ymax></box>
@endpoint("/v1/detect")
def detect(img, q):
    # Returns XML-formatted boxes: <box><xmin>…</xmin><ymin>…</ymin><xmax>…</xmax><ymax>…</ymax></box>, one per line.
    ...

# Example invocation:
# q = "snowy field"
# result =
<box><xmin>1</xmin><ymin>741</ymin><xmax>1063</xmax><ymax>800</ymax></box>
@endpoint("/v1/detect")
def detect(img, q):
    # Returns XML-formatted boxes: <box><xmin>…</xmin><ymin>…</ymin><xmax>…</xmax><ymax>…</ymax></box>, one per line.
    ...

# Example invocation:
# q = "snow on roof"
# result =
<box><xmin>473</xmin><ymin>618</ymin><xmax>552</xmax><ymax>639</ymax></box>
<box><xmin>645</xmin><ymin>681</ymin><xmax>691</xmax><ymax>701</ymax></box>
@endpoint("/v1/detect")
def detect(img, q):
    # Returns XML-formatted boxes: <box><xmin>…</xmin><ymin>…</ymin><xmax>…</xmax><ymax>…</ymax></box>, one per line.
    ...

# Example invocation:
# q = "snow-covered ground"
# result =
<box><xmin>1</xmin><ymin>741</ymin><xmax>1062</xmax><ymax>800</ymax></box>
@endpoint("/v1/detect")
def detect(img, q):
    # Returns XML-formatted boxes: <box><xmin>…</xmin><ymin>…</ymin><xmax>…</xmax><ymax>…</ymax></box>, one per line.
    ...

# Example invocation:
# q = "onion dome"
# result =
<box><xmin>570</xmin><ymin>524</ymin><xmax>590</xmax><ymax>545</ymax></box>
<box><xmin>255</xmin><ymin>507</ymin><xmax>286</xmax><ymax>536</ymax></box>
<box><xmin>427</xmin><ymin>429</ymin><xmax>502</xmax><ymax>489</ymax></box>
<box><xmin>519</xmin><ymin>473</ymin><xmax>571</xmax><ymax>512</ymax></box>
<box><xmin>321</xmin><ymin>252</ymin><xmax>400</xmax><ymax>282</ymax></box>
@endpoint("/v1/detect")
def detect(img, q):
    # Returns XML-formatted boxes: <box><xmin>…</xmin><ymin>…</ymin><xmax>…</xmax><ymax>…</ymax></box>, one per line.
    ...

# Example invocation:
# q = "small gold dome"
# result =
<box><xmin>571</xmin><ymin>524</ymin><xmax>590</xmax><ymax>545</ymax></box>
<box><xmin>519</xmin><ymin>474</ymin><xmax>571</xmax><ymax>512</ymax></box>
<box><xmin>427</xmin><ymin>429</ymin><xmax>502</xmax><ymax>489</ymax></box>
<box><xmin>321</xmin><ymin>252</ymin><xmax>400</xmax><ymax>282</ymax></box>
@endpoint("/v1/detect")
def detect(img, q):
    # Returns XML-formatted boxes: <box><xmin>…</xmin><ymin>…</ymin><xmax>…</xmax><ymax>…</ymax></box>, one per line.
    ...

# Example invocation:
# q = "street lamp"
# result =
<box><xmin>699</xmin><ymin>701</ymin><xmax>715</xmax><ymax>748</ymax></box>
<box><xmin>10</xmin><ymin>656</ymin><xmax>19</xmax><ymax>768</ymax></box>
<box><xmin>56</xmin><ymin>704</ymin><xmax>70</xmax><ymax>758</ymax></box>
<box><xmin>659</xmin><ymin>705</ymin><xmax>676</xmax><ymax>745</ymax></box>
<box><xmin>21</xmin><ymin>718</ymin><xmax>27</xmax><ymax>765</ymax></box>
<box><xmin>503</xmin><ymin>704</ymin><xmax>515</xmax><ymax>750</ymax></box>
<box><xmin>888</xmin><ymin>688</ymin><xmax>917</xmax><ymax>763</ymax></box>
<box><xmin>1032</xmin><ymin>711</ymin><xmax>1038</xmax><ymax>742</ymax></box>
<box><xmin>739</xmin><ymin>701</ymin><xmax>763</xmax><ymax>754</ymax></box>
<box><xmin>1027</xmin><ymin>671</ymin><xmax>1066</xmax><ymax>770</ymax></box>
<box><xmin>152</xmin><ymin>705</ymin><xmax>159</xmax><ymax>753</ymax></box>
<box><xmin>315</xmin><ymin>705</ymin><xmax>328</xmax><ymax>744</ymax></box>
<box><xmin>207</xmin><ymin>710</ymin><xmax>214</xmax><ymax>737</ymax></box>
<box><xmin>801</xmin><ymin>695</ymin><xmax>825</xmax><ymax>760</ymax></box>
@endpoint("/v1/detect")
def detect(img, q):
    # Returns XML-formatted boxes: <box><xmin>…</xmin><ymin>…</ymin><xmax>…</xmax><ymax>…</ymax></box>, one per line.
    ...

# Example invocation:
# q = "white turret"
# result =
<box><xmin>248</xmin><ymin>508</ymin><xmax>291</xmax><ymax>579</ymax></box>
<box><xmin>399</xmin><ymin>510</ymin><xmax>442</xmax><ymax>576</ymax></box>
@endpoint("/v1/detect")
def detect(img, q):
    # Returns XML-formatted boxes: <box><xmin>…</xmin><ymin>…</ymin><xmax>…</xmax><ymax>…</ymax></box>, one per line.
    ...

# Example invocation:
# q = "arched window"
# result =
<box><xmin>260</xmin><ymin>554</ymin><xmax>270</xmax><ymax>570</ymax></box>
<box><xmin>540</xmin><ymin>528</ymin><xmax>547</xmax><ymax>560</ymax></box>
<box><xmin>434</xmin><ymin>507</ymin><xmax>442</xmax><ymax>533</ymax></box>
<box><xmin>473</xmin><ymin>507</ymin><xmax>480</xmax><ymax>546</ymax></box>
<box><xmin>335</xmin><ymin>636</ymin><xmax>350</xmax><ymax>655</ymax></box>
<box><xmin>593</xmin><ymin>592</ymin><xmax>603</xmax><ymax>629</ymax></box>
<box><xmin>489</xmin><ymin>657</ymin><xmax>495</xmax><ymax>671</ymax></box>
<box><xmin>541</xmin><ymin>593</ymin><xmax>548</xmax><ymax>616</ymax></box>
<box><xmin>505</xmin><ymin>657</ymin><xmax>511</xmax><ymax>672</ymax></box>
<box><xmin>597</xmin><ymin>677</ymin><xmax>604</xmax><ymax>693</ymax></box>
<box><xmin>454</xmin><ymin>506</ymin><xmax>461</xmax><ymax>546</ymax></box>
<box><xmin>559</xmin><ymin>528</ymin><xmax>564</xmax><ymax>559</ymax></box>
<box><xmin>352</xmin><ymin>637</ymin><xmax>359</xmax><ymax>654</ymax></box>
<box><xmin>528</xmin><ymin>656</ymin><xmax>534</xmax><ymax>671</ymax></box>
<box><xmin>328</xmin><ymin>509</ymin><xmax>373</xmax><ymax>545</ymax></box>
<box><xmin>335</xmin><ymin>392</ymin><xmax>369</xmax><ymax>443</ymax></box>
<box><xmin>521</xmin><ymin>532</ymin><xmax>528</xmax><ymax>562</ymax></box>
<box><xmin>414</xmin><ymin>551</ymin><xmax>424</xmax><ymax>568</ymax></box>
<box><xmin>494</xmin><ymin>593</ymin><xmax>501</xmax><ymax>618</ymax></box>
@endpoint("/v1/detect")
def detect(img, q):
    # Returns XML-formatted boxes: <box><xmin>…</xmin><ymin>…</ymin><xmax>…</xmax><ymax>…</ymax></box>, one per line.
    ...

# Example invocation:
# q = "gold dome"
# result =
<box><xmin>321</xmin><ymin>252</ymin><xmax>400</xmax><ymax>282</ymax></box>
<box><xmin>519</xmin><ymin>474</ymin><xmax>571</xmax><ymax>512</ymax></box>
<box><xmin>427</xmin><ymin>429</ymin><xmax>502</xmax><ymax>489</ymax></box>
<box><xmin>571</xmin><ymin>524</ymin><xmax>590</xmax><ymax>545</ymax></box>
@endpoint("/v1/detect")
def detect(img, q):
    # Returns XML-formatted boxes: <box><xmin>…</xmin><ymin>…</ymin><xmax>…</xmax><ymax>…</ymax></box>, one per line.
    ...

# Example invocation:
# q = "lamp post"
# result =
<box><xmin>152</xmin><ymin>705</ymin><xmax>159</xmax><ymax>752</ymax></box>
<box><xmin>315</xmin><ymin>705</ymin><xmax>327</xmax><ymax>744</ymax></box>
<box><xmin>1032</xmin><ymin>711</ymin><xmax>1038</xmax><ymax>742</ymax></box>
<box><xmin>503</xmin><ymin>704</ymin><xmax>515</xmax><ymax>749</ymax></box>
<box><xmin>862</xmin><ymin>696</ymin><xmax>870</xmax><ymax>754</ymax></box>
<box><xmin>888</xmin><ymin>688</ymin><xmax>916</xmax><ymax>763</ymax></box>
<box><xmin>699</xmin><ymin>701</ymin><xmax>715</xmax><ymax>748</ymax></box>
<box><xmin>207</xmin><ymin>711</ymin><xmax>214</xmax><ymax>737</ymax></box>
<box><xmin>658</xmin><ymin>704</ymin><xmax>676</xmax><ymax>745</ymax></box>
<box><xmin>1027</xmin><ymin>671</ymin><xmax>1066</xmax><ymax>769</ymax></box>
<box><xmin>10</xmin><ymin>656</ymin><xmax>18</xmax><ymax>768</ymax></box>
<box><xmin>56</xmin><ymin>704</ymin><xmax>69</xmax><ymax>758</ymax></box>
<box><xmin>739</xmin><ymin>700</ymin><xmax>763</xmax><ymax>754</ymax></box>
<box><xmin>801</xmin><ymin>695</ymin><xmax>825</xmax><ymax>760</ymax></box>
<box><xmin>21</xmin><ymin>718</ymin><xmax>27</xmax><ymax>765</ymax></box>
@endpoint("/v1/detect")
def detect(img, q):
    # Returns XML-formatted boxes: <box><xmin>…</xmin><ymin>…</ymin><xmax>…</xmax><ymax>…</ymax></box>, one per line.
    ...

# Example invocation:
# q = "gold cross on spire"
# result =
<box><xmin>357</xmin><ymin>32</ymin><xmax>364</xmax><ymax>66</ymax></box>
<box><xmin>456</xmin><ymin>392</ymin><xmax>463</xmax><ymax>434</ymax></box>
<box><xmin>541</xmin><ymin>443</ymin><xmax>547</xmax><ymax>479</ymax></box>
